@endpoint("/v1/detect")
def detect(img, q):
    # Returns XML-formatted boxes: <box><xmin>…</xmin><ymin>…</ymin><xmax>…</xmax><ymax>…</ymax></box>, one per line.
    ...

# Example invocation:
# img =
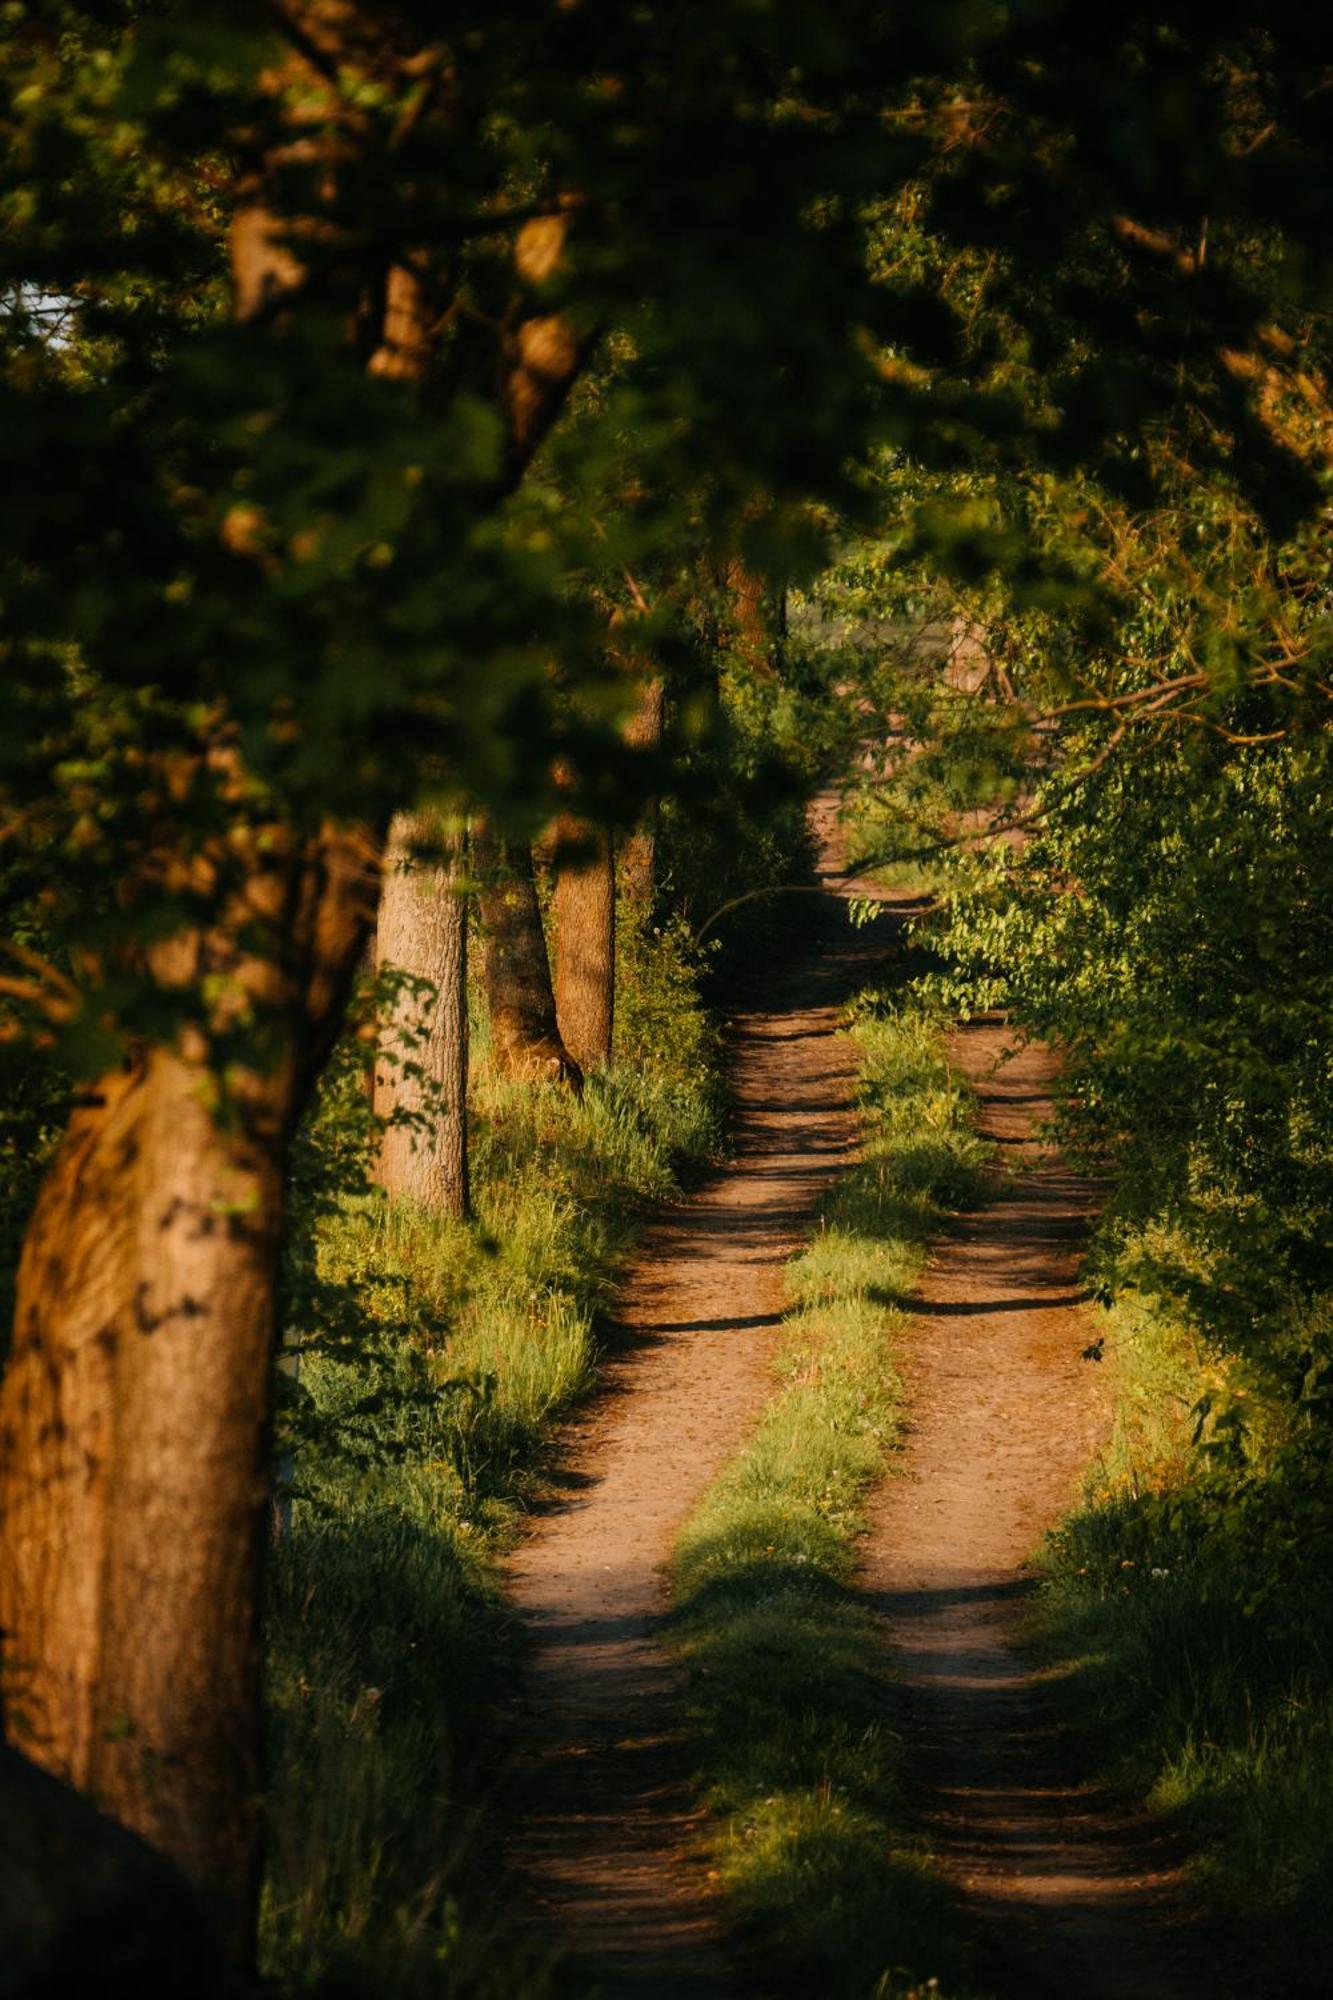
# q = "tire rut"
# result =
<box><xmin>503</xmin><ymin>796</ymin><xmax>893</xmax><ymax>1997</ymax></box>
<box><xmin>862</xmin><ymin>1020</ymin><xmax>1238</xmax><ymax>2000</ymax></box>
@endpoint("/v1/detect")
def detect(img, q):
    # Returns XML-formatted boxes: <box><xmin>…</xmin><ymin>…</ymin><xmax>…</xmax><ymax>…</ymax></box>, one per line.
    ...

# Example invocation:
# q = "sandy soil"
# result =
<box><xmin>503</xmin><ymin>797</ymin><xmax>894</xmax><ymax>1997</ymax></box>
<box><xmin>862</xmin><ymin>1020</ymin><xmax>1237</xmax><ymax>2000</ymax></box>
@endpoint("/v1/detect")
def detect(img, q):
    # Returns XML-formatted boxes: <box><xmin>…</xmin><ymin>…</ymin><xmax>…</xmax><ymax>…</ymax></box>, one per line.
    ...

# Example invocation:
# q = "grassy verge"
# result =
<box><xmin>1032</xmin><ymin>1278</ymin><xmax>1333</xmax><ymax>1992</ymax></box>
<box><xmin>666</xmin><ymin>988</ymin><xmax>990</xmax><ymax>1998</ymax></box>
<box><xmin>262</xmin><ymin>912</ymin><xmax>724</xmax><ymax>1997</ymax></box>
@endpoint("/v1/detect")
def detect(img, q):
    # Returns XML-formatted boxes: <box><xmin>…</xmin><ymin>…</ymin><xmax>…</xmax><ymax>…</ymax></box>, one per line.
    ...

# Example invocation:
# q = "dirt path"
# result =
<box><xmin>862</xmin><ymin>1020</ymin><xmax>1233</xmax><ymax>2000</ymax></box>
<box><xmin>504</xmin><ymin>797</ymin><xmax>892</xmax><ymax>1997</ymax></box>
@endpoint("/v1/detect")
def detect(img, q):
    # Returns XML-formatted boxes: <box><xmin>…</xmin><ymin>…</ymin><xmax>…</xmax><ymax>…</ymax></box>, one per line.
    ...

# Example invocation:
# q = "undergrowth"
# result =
<box><xmin>667</xmin><ymin>988</ymin><xmax>990</xmax><ymax>1998</ymax></box>
<box><xmin>1033</xmin><ymin>1277</ymin><xmax>1333</xmax><ymax>1994</ymax></box>
<box><xmin>262</xmin><ymin>909</ymin><xmax>723</xmax><ymax>1997</ymax></box>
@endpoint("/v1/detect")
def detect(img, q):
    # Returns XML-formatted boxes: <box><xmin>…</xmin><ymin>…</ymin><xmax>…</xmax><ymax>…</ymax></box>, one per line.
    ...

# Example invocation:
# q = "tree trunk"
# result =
<box><xmin>0</xmin><ymin>829</ymin><xmax>377</xmax><ymax>1958</ymax></box>
<box><xmin>619</xmin><ymin>674</ymin><xmax>666</xmax><ymax>910</ymax></box>
<box><xmin>553</xmin><ymin>818</ymin><xmax>615</xmax><ymax>1073</ymax></box>
<box><xmin>0</xmin><ymin>59</ymin><xmax>384</xmax><ymax>1952</ymax></box>
<box><xmin>373</xmin><ymin>813</ymin><xmax>470</xmax><ymax>1219</ymax></box>
<box><xmin>725</xmin><ymin>555</ymin><xmax>772</xmax><ymax>673</ymax></box>
<box><xmin>473</xmin><ymin>821</ymin><xmax>582</xmax><ymax>1090</ymax></box>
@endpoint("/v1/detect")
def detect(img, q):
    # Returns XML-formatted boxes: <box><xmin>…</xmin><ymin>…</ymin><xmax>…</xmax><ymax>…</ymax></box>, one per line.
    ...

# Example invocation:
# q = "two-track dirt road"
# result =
<box><xmin>502</xmin><ymin>808</ymin><xmax>1233</xmax><ymax>2000</ymax></box>
<box><xmin>504</xmin><ymin>796</ymin><xmax>893</xmax><ymax>1996</ymax></box>
<box><xmin>862</xmin><ymin>1021</ymin><xmax>1237</xmax><ymax>2000</ymax></box>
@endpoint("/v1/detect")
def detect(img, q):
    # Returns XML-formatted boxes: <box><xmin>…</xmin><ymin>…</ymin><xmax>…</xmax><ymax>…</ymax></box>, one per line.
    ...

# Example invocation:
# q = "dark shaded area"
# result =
<box><xmin>0</xmin><ymin>1744</ymin><xmax>231</xmax><ymax>2000</ymax></box>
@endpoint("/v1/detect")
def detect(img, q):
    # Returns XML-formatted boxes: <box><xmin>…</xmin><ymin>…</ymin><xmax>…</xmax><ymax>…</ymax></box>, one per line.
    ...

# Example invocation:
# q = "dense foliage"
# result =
<box><xmin>0</xmin><ymin>0</ymin><xmax>968</xmax><ymax>1074</ymax></box>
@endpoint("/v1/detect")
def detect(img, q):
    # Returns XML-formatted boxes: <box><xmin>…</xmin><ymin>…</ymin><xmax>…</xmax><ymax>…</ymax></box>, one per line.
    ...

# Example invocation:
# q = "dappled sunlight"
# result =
<box><xmin>666</xmin><ymin>990</ymin><xmax>990</xmax><ymax>1997</ymax></box>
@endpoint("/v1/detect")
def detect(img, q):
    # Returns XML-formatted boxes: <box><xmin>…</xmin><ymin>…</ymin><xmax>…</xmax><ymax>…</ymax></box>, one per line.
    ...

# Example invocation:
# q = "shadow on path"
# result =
<box><xmin>501</xmin><ymin>794</ymin><xmax>907</xmax><ymax>1998</ymax></box>
<box><xmin>861</xmin><ymin>1023</ymin><xmax>1241</xmax><ymax>2000</ymax></box>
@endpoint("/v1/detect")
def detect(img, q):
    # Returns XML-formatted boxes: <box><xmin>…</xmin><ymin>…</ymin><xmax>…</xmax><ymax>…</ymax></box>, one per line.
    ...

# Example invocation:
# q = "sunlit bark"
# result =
<box><xmin>374</xmin><ymin>813</ymin><xmax>470</xmax><ymax>1218</ymax></box>
<box><xmin>553</xmin><ymin>818</ymin><xmax>615</xmax><ymax>1072</ymax></box>
<box><xmin>474</xmin><ymin>820</ymin><xmax>582</xmax><ymax>1090</ymax></box>
<box><xmin>0</xmin><ymin>829</ymin><xmax>377</xmax><ymax>1951</ymax></box>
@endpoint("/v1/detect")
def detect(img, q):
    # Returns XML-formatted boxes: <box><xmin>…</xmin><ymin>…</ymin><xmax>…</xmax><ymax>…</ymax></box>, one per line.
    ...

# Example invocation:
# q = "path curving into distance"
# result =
<box><xmin>503</xmin><ymin>795</ymin><xmax>894</xmax><ymax>1998</ymax></box>
<box><xmin>862</xmin><ymin>1020</ymin><xmax>1239</xmax><ymax>2000</ymax></box>
<box><xmin>504</xmin><ymin>844</ymin><xmax>1241</xmax><ymax>1999</ymax></box>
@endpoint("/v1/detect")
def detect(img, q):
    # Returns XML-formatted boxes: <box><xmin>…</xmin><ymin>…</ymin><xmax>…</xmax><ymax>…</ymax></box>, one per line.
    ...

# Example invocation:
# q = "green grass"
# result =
<box><xmin>1032</xmin><ymin>1280</ymin><xmax>1333</xmax><ymax>1993</ymax></box>
<box><xmin>837</xmin><ymin>773</ymin><xmax>959</xmax><ymax>903</ymax></box>
<box><xmin>262</xmin><ymin>915</ymin><xmax>724</xmax><ymax>1997</ymax></box>
<box><xmin>666</xmin><ymin>990</ymin><xmax>991</xmax><ymax>1998</ymax></box>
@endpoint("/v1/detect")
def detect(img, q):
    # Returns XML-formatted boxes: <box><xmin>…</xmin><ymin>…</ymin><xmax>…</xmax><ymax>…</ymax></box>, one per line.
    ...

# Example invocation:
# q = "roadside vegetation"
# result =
<box><xmin>812</xmin><ymin>594</ymin><xmax>1333</xmax><ymax>1986</ymax></box>
<box><xmin>924</xmin><ymin>736</ymin><xmax>1333</xmax><ymax>1991</ymax></box>
<box><xmin>667</xmin><ymin>979</ymin><xmax>989</xmax><ymax>1998</ymax></box>
<box><xmin>263</xmin><ymin>906</ymin><xmax>723</xmax><ymax>1994</ymax></box>
<box><xmin>1033</xmin><ymin>1275</ymin><xmax>1333</xmax><ymax>1990</ymax></box>
<box><xmin>259</xmin><ymin>678</ymin><xmax>827</xmax><ymax>1993</ymax></box>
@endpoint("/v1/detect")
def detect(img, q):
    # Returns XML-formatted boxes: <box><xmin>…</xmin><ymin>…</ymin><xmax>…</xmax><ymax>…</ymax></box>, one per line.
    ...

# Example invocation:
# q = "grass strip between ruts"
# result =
<box><xmin>666</xmin><ymin>987</ymin><xmax>992</xmax><ymax>1999</ymax></box>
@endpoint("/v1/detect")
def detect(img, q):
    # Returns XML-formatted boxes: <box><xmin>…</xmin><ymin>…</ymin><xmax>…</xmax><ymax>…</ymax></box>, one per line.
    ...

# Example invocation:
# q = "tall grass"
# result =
<box><xmin>667</xmin><ymin>990</ymin><xmax>990</xmax><ymax>1998</ymax></box>
<box><xmin>262</xmin><ymin>914</ymin><xmax>723</xmax><ymax>1997</ymax></box>
<box><xmin>1033</xmin><ymin>1279</ymin><xmax>1333</xmax><ymax>1992</ymax></box>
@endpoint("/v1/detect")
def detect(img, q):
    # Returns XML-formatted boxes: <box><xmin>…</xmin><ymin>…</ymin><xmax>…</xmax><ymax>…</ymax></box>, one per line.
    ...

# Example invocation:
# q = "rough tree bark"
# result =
<box><xmin>552</xmin><ymin>817</ymin><xmax>615</xmax><ymax>1073</ymax></box>
<box><xmin>619</xmin><ymin>673</ymin><xmax>666</xmax><ymax>911</ymax></box>
<box><xmin>0</xmin><ymin>45</ymin><xmax>389</xmax><ymax>1950</ymax></box>
<box><xmin>374</xmin><ymin>813</ymin><xmax>470</xmax><ymax>1219</ymax></box>
<box><xmin>0</xmin><ymin>828</ymin><xmax>377</xmax><ymax>1955</ymax></box>
<box><xmin>474</xmin><ymin>820</ymin><xmax>583</xmax><ymax>1090</ymax></box>
<box><xmin>550</xmin><ymin>665</ymin><xmax>665</xmax><ymax>1068</ymax></box>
